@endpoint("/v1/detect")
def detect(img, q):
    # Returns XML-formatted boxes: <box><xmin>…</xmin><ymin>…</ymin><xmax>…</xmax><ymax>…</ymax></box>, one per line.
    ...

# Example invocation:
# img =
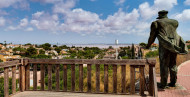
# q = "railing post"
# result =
<box><xmin>96</xmin><ymin>64</ymin><xmax>100</xmax><ymax>93</ymax></box>
<box><xmin>4</xmin><ymin>67</ymin><xmax>9</xmax><ymax>97</ymax></box>
<box><xmin>130</xmin><ymin>65</ymin><xmax>135</xmax><ymax>94</ymax></box>
<box><xmin>153</xmin><ymin>67</ymin><xmax>158</xmax><ymax>97</ymax></box>
<box><xmin>140</xmin><ymin>65</ymin><xmax>145</xmax><ymax>95</ymax></box>
<box><xmin>79</xmin><ymin>64</ymin><xmax>83</xmax><ymax>92</ymax></box>
<box><xmin>48</xmin><ymin>64</ymin><xmax>52</xmax><ymax>91</ymax></box>
<box><xmin>40</xmin><ymin>64</ymin><xmax>45</xmax><ymax>90</ymax></box>
<box><xmin>113</xmin><ymin>64</ymin><xmax>117</xmax><ymax>93</ymax></box>
<box><xmin>87</xmin><ymin>64</ymin><xmax>91</xmax><ymax>92</ymax></box>
<box><xmin>149</xmin><ymin>65</ymin><xmax>154</xmax><ymax>96</ymax></box>
<box><xmin>63</xmin><ymin>64</ymin><xmax>67</xmax><ymax>91</ymax></box>
<box><xmin>12</xmin><ymin>66</ymin><xmax>16</xmax><ymax>94</ymax></box>
<box><xmin>71</xmin><ymin>64</ymin><xmax>75</xmax><ymax>92</ymax></box>
<box><xmin>25</xmin><ymin>61</ymin><xmax>30</xmax><ymax>91</ymax></box>
<box><xmin>33</xmin><ymin>63</ymin><xmax>37</xmax><ymax>90</ymax></box>
<box><xmin>104</xmin><ymin>64</ymin><xmax>108</xmax><ymax>93</ymax></box>
<box><xmin>121</xmin><ymin>65</ymin><xmax>126</xmax><ymax>93</ymax></box>
<box><xmin>56</xmin><ymin>64</ymin><xmax>60</xmax><ymax>91</ymax></box>
<box><xmin>20</xmin><ymin>59</ymin><xmax>26</xmax><ymax>92</ymax></box>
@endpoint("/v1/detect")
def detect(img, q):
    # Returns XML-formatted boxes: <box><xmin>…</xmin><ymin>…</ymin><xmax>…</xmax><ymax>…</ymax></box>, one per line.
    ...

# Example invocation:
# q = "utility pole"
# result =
<box><xmin>115</xmin><ymin>39</ymin><xmax>118</xmax><ymax>60</ymax></box>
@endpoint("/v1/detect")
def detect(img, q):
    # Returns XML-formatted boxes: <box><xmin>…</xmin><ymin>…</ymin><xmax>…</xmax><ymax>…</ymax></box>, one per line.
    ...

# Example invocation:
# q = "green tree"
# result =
<box><xmin>0</xmin><ymin>47</ymin><xmax>1</xmax><ymax>50</ymax></box>
<box><xmin>31</xmin><ymin>54</ymin><xmax>51</xmax><ymax>59</ymax></box>
<box><xmin>13</xmin><ymin>47</ymin><xmax>26</xmax><ymax>55</ymax></box>
<box><xmin>119</xmin><ymin>50</ymin><xmax>126</xmax><ymax>57</ymax></box>
<box><xmin>4</xmin><ymin>41</ymin><xmax>6</xmax><ymax>47</ymax></box>
<box><xmin>145</xmin><ymin>50</ymin><xmax>159</xmax><ymax>58</ymax></box>
<box><xmin>41</xmin><ymin>43</ymin><xmax>51</xmax><ymax>51</ymax></box>
<box><xmin>53</xmin><ymin>45</ymin><xmax>57</xmax><ymax>47</ymax></box>
<box><xmin>25</xmin><ymin>46</ymin><xmax>37</xmax><ymax>57</ymax></box>
<box><xmin>55</xmin><ymin>47</ymin><xmax>61</xmax><ymax>54</ymax></box>
<box><xmin>13</xmin><ymin>47</ymin><xmax>25</xmax><ymax>52</ymax></box>
<box><xmin>139</xmin><ymin>42</ymin><xmax>147</xmax><ymax>48</ymax></box>
<box><xmin>25</xmin><ymin>43</ymin><xmax>32</xmax><ymax>46</ymax></box>
<box><xmin>131</xmin><ymin>43</ymin><xmax>135</xmax><ymax>59</ymax></box>
<box><xmin>187</xmin><ymin>45</ymin><xmax>190</xmax><ymax>49</ymax></box>
<box><xmin>108</xmin><ymin>46</ymin><xmax>113</xmax><ymax>49</ymax></box>
<box><xmin>39</xmin><ymin>49</ymin><xmax>45</xmax><ymax>54</ymax></box>
<box><xmin>59</xmin><ymin>45</ymin><xmax>68</xmax><ymax>49</ymax></box>
<box><xmin>126</xmin><ymin>49</ymin><xmax>132</xmax><ymax>58</ymax></box>
<box><xmin>83</xmin><ymin>50</ymin><xmax>95</xmax><ymax>59</ymax></box>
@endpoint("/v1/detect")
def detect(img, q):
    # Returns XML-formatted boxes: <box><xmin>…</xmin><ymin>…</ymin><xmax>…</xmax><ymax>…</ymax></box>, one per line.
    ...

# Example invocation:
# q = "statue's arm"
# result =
<box><xmin>146</xmin><ymin>22</ymin><xmax>157</xmax><ymax>48</ymax></box>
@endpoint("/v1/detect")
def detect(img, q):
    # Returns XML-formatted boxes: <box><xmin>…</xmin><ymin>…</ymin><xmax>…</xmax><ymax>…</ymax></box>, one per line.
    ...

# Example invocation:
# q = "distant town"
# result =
<box><xmin>0</xmin><ymin>40</ymin><xmax>189</xmax><ymax>62</ymax></box>
<box><xmin>0</xmin><ymin>40</ymin><xmax>166</xmax><ymax>62</ymax></box>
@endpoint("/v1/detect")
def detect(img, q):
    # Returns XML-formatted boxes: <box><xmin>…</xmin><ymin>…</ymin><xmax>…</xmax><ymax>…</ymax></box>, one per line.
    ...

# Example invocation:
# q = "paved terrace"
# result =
<box><xmin>158</xmin><ymin>60</ymin><xmax>190</xmax><ymax>97</ymax></box>
<box><xmin>11</xmin><ymin>91</ymin><xmax>153</xmax><ymax>97</ymax></box>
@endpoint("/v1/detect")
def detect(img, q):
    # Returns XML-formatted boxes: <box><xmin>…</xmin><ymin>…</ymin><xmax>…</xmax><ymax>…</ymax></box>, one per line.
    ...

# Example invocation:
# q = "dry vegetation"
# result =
<box><xmin>153</xmin><ymin>53</ymin><xmax>190</xmax><ymax>75</ymax></box>
<box><xmin>81</xmin><ymin>65</ymin><xmax>139</xmax><ymax>93</ymax></box>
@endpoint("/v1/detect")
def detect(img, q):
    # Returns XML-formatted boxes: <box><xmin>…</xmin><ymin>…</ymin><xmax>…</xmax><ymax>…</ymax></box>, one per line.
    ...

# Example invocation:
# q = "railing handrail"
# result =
<box><xmin>27</xmin><ymin>59</ymin><xmax>156</xmax><ymax>65</ymax></box>
<box><xmin>0</xmin><ymin>60</ymin><xmax>21</xmax><ymax>68</ymax></box>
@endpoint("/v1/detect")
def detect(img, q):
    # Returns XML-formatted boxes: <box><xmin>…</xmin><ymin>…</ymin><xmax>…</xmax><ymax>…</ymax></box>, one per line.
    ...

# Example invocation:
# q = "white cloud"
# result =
<box><xmin>0</xmin><ymin>0</ymin><xmax>20</xmax><ymax>8</ymax></box>
<box><xmin>3</xmin><ymin>0</ymin><xmax>180</xmax><ymax>37</ymax></box>
<box><xmin>184</xmin><ymin>0</ymin><xmax>190</xmax><ymax>5</ymax></box>
<box><xmin>12</xmin><ymin>0</ymin><xmax>30</xmax><ymax>10</ymax></box>
<box><xmin>6</xmin><ymin>18</ymin><xmax>29</xmax><ymax>31</ymax></box>
<box><xmin>104</xmin><ymin>8</ymin><xmax>139</xmax><ymax>34</ymax></box>
<box><xmin>19</xmin><ymin>18</ymin><xmax>28</xmax><ymax>27</ymax></box>
<box><xmin>115</xmin><ymin>0</ymin><xmax>126</xmax><ymax>6</ymax></box>
<box><xmin>6</xmin><ymin>26</ymin><xmax>18</xmax><ymax>31</ymax></box>
<box><xmin>30</xmin><ymin>0</ymin><xmax>62</xmax><ymax>4</ymax></box>
<box><xmin>30</xmin><ymin>7</ymin><xmax>148</xmax><ymax>35</ymax></box>
<box><xmin>0</xmin><ymin>17</ymin><xmax>5</xmax><ymax>26</ymax></box>
<box><xmin>31</xmin><ymin>12</ymin><xmax>60</xmax><ymax>33</ymax></box>
<box><xmin>25</xmin><ymin>27</ymin><xmax>34</xmax><ymax>31</ymax></box>
<box><xmin>154</xmin><ymin>0</ymin><xmax>177</xmax><ymax>10</ymax></box>
<box><xmin>174</xmin><ymin>9</ymin><xmax>190</xmax><ymax>21</ymax></box>
<box><xmin>139</xmin><ymin>2</ymin><xmax>157</xmax><ymax>20</ymax></box>
<box><xmin>138</xmin><ymin>0</ymin><xmax>177</xmax><ymax>20</ymax></box>
<box><xmin>0</xmin><ymin>0</ymin><xmax>29</xmax><ymax>9</ymax></box>
<box><xmin>53</xmin><ymin>0</ymin><xmax>76</xmax><ymax>14</ymax></box>
<box><xmin>65</xmin><ymin>8</ymin><xmax>100</xmax><ymax>24</ymax></box>
<box><xmin>60</xmin><ymin>8</ymin><xmax>102</xmax><ymax>33</ymax></box>
<box><xmin>32</xmin><ymin>11</ymin><xmax>44</xmax><ymax>19</ymax></box>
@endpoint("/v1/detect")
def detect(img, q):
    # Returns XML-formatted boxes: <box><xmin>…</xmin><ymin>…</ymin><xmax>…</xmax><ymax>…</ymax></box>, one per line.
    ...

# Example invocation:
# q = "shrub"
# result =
<box><xmin>0</xmin><ymin>77</ymin><xmax>19</xmax><ymax>97</ymax></box>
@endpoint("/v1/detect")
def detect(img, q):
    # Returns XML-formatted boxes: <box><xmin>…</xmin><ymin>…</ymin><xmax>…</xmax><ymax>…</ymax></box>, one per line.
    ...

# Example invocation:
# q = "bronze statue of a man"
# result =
<box><xmin>146</xmin><ymin>10</ymin><xmax>188</xmax><ymax>89</ymax></box>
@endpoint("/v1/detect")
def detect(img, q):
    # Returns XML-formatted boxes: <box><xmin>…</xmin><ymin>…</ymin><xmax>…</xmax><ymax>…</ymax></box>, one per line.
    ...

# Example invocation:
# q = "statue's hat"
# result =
<box><xmin>157</xmin><ymin>10</ymin><xmax>168</xmax><ymax>19</ymax></box>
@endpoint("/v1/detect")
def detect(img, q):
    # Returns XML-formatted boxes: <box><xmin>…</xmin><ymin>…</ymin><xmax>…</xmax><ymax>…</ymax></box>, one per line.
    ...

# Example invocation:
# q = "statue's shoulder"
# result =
<box><xmin>169</xmin><ymin>19</ymin><xmax>178</xmax><ymax>24</ymax></box>
<box><xmin>155</xmin><ymin>18</ymin><xmax>178</xmax><ymax>26</ymax></box>
<box><xmin>151</xmin><ymin>21</ymin><xmax>157</xmax><ymax>25</ymax></box>
<box><xmin>156</xmin><ymin>18</ymin><xmax>178</xmax><ymax>22</ymax></box>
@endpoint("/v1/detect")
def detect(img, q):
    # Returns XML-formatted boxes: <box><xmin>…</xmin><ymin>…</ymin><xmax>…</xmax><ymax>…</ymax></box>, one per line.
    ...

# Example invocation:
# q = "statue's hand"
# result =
<box><xmin>174</xmin><ymin>45</ymin><xmax>182</xmax><ymax>52</ymax></box>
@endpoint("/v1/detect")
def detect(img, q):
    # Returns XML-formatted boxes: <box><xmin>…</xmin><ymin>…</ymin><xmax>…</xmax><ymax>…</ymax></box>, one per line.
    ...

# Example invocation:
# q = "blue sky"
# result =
<box><xmin>0</xmin><ymin>0</ymin><xmax>190</xmax><ymax>44</ymax></box>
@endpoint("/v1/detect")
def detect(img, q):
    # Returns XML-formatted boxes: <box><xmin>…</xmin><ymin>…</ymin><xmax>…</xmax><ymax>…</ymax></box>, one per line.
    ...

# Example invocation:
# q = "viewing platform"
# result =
<box><xmin>0</xmin><ymin>59</ymin><xmax>157</xmax><ymax>97</ymax></box>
